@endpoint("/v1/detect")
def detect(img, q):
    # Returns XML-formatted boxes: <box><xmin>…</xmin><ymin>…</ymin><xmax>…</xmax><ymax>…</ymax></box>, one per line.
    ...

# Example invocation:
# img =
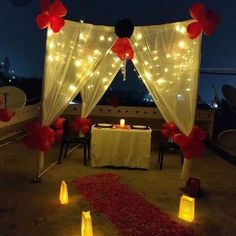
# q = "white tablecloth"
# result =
<box><xmin>91</xmin><ymin>126</ymin><xmax>152</xmax><ymax>169</ymax></box>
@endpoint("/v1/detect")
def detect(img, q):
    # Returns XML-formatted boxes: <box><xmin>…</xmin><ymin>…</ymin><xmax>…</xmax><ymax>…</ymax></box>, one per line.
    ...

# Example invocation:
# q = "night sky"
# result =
<box><xmin>0</xmin><ymin>0</ymin><xmax>236</xmax><ymax>102</ymax></box>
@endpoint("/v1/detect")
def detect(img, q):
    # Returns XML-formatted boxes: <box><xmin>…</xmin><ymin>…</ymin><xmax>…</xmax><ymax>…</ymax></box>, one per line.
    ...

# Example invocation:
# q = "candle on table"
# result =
<box><xmin>120</xmin><ymin>119</ymin><xmax>125</xmax><ymax>127</ymax></box>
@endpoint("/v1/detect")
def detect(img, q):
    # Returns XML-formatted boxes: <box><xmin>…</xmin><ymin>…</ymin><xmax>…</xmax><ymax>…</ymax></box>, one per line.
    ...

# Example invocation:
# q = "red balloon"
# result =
<box><xmin>0</xmin><ymin>108</ymin><xmax>13</xmax><ymax>122</ymax></box>
<box><xmin>48</xmin><ymin>136</ymin><xmax>55</xmax><ymax>145</ymax></box>
<box><xmin>189</xmin><ymin>126</ymin><xmax>206</xmax><ymax>142</ymax></box>
<box><xmin>161</xmin><ymin>122</ymin><xmax>179</xmax><ymax>138</ymax></box>
<box><xmin>36</xmin><ymin>0</ymin><xmax>67</xmax><ymax>33</ymax></box>
<box><xmin>70</xmin><ymin>122</ymin><xmax>80</xmax><ymax>133</ymax></box>
<box><xmin>55</xmin><ymin>129</ymin><xmax>64</xmax><ymax>141</ymax></box>
<box><xmin>38</xmin><ymin>140</ymin><xmax>51</xmax><ymax>152</ymax></box>
<box><xmin>172</xmin><ymin>133</ymin><xmax>190</xmax><ymax>147</ymax></box>
<box><xmin>202</xmin><ymin>10</ymin><xmax>221</xmax><ymax>36</ymax></box>
<box><xmin>41</xmin><ymin>126</ymin><xmax>55</xmax><ymax>139</ymax></box>
<box><xmin>187</xmin><ymin>21</ymin><xmax>203</xmax><ymax>39</ymax></box>
<box><xmin>80</xmin><ymin>125</ymin><xmax>90</xmax><ymax>135</ymax></box>
<box><xmin>76</xmin><ymin>117</ymin><xmax>92</xmax><ymax>127</ymax></box>
<box><xmin>112</xmin><ymin>38</ymin><xmax>134</xmax><ymax>60</ymax></box>
<box><xmin>48</xmin><ymin>0</ymin><xmax>67</xmax><ymax>17</ymax></box>
<box><xmin>189</xmin><ymin>3</ymin><xmax>206</xmax><ymax>21</ymax></box>
<box><xmin>49</xmin><ymin>16</ymin><xmax>65</xmax><ymax>33</ymax></box>
<box><xmin>53</xmin><ymin>117</ymin><xmax>65</xmax><ymax>129</ymax></box>
<box><xmin>36</xmin><ymin>13</ymin><xmax>50</xmax><ymax>29</ymax></box>
<box><xmin>181</xmin><ymin>142</ymin><xmax>206</xmax><ymax>159</ymax></box>
<box><xmin>161</xmin><ymin>129</ymin><xmax>170</xmax><ymax>138</ymax></box>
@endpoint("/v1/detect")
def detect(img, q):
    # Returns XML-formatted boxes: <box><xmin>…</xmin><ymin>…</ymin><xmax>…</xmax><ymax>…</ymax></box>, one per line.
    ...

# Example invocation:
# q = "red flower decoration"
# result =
<box><xmin>36</xmin><ymin>0</ymin><xmax>67</xmax><ymax>33</ymax></box>
<box><xmin>187</xmin><ymin>3</ymin><xmax>220</xmax><ymax>39</ymax></box>
<box><xmin>112</xmin><ymin>38</ymin><xmax>134</xmax><ymax>61</ymax></box>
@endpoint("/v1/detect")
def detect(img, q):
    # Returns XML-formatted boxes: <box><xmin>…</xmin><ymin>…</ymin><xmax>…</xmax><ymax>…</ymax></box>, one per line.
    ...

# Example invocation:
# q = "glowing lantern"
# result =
<box><xmin>120</xmin><ymin>119</ymin><xmax>125</xmax><ymax>128</ymax></box>
<box><xmin>178</xmin><ymin>195</ymin><xmax>195</xmax><ymax>222</ymax></box>
<box><xmin>81</xmin><ymin>211</ymin><xmax>93</xmax><ymax>236</ymax></box>
<box><xmin>59</xmin><ymin>180</ymin><xmax>69</xmax><ymax>204</ymax></box>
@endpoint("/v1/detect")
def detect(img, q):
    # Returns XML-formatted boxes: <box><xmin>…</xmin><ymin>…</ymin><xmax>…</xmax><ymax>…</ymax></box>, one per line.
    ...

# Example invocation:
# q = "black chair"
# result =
<box><xmin>58</xmin><ymin>120</ymin><xmax>91</xmax><ymax>165</ymax></box>
<box><xmin>158</xmin><ymin>137</ymin><xmax>183</xmax><ymax>169</ymax></box>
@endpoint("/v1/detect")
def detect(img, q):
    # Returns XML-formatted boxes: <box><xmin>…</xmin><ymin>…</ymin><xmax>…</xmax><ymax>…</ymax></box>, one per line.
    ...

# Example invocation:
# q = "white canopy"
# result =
<box><xmin>42</xmin><ymin>19</ymin><xmax>201</xmax><ymax>135</ymax></box>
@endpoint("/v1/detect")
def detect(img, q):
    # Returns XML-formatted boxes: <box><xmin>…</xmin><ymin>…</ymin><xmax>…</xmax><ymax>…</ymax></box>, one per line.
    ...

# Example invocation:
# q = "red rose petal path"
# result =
<box><xmin>73</xmin><ymin>173</ymin><xmax>194</xmax><ymax>236</ymax></box>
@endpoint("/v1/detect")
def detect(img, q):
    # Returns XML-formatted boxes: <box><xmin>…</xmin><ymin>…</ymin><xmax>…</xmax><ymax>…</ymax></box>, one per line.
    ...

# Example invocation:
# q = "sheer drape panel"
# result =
<box><xmin>131</xmin><ymin>21</ymin><xmax>201</xmax><ymax>134</ymax></box>
<box><xmin>81</xmin><ymin>52</ymin><xmax>122</xmax><ymax>118</ymax></box>
<box><xmin>42</xmin><ymin>21</ymin><xmax>118</xmax><ymax>125</ymax></box>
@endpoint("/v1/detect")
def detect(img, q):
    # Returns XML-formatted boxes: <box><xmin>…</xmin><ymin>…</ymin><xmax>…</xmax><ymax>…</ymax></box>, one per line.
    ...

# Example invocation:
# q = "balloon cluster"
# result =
<box><xmin>112</xmin><ymin>19</ymin><xmax>134</xmax><ymax>61</ymax></box>
<box><xmin>0</xmin><ymin>99</ymin><xmax>13</xmax><ymax>122</ymax></box>
<box><xmin>36</xmin><ymin>0</ymin><xmax>67</xmax><ymax>33</ymax></box>
<box><xmin>187</xmin><ymin>3</ymin><xmax>221</xmax><ymax>39</ymax></box>
<box><xmin>70</xmin><ymin>116</ymin><xmax>92</xmax><ymax>135</ymax></box>
<box><xmin>52</xmin><ymin>117</ymin><xmax>65</xmax><ymax>141</ymax></box>
<box><xmin>160</xmin><ymin>122</ymin><xmax>179</xmax><ymax>139</ymax></box>
<box><xmin>161</xmin><ymin>122</ymin><xmax>206</xmax><ymax>159</ymax></box>
<box><xmin>23</xmin><ymin>122</ymin><xmax>55</xmax><ymax>152</ymax></box>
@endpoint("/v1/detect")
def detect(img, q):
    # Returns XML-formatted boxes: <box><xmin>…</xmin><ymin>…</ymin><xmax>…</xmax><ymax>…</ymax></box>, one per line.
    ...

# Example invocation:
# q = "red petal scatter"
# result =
<box><xmin>112</xmin><ymin>38</ymin><xmax>134</xmax><ymax>61</ymax></box>
<box><xmin>23</xmin><ymin>122</ymin><xmax>55</xmax><ymax>152</ymax></box>
<box><xmin>36</xmin><ymin>0</ymin><xmax>67</xmax><ymax>33</ymax></box>
<box><xmin>187</xmin><ymin>3</ymin><xmax>220</xmax><ymax>39</ymax></box>
<box><xmin>73</xmin><ymin>173</ymin><xmax>194</xmax><ymax>236</ymax></box>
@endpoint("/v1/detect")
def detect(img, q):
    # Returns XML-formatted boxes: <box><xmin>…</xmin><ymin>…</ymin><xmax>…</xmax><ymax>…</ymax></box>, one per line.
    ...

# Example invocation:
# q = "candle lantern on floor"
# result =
<box><xmin>120</xmin><ymin>119</ymin><xmax>125</xmax><ymax>127</ymax></box>
<box><xmin>59</xmin><ymin>180</ymin><xmax>69</xmax><ymax>204</ymax></box>
<box><xmin>178</xmin><ymin>195</ymin><xmax>195</xmax><ymax>222</ymax></box>
<box><xmin>81</xmin><ymin>211</ymin><xmax>93</xmax><ymax>236</ymax></box>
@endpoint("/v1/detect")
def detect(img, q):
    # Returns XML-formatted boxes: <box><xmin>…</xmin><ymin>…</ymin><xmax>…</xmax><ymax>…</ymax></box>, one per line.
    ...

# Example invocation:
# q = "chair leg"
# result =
<box><xmin>83</xmin><ymin>143</ymin><xmax>87</xmax><ymax>166</ymax></box>
<box><xmin>88</xmin><ymin>142</ymin><xmax>91</xmax><ymax>163</ymax></box>
<box><xmin>64</xmin><ymin>144</ymin><xmax>69</xmax><ymax>159</ymax></box>
<box><xmin>58</xmin><ymin>142</ymin><xmax>65</xmax><ymax>164</ymax></box>
<box><xmin>160</xmin><ymin>150</ymin><xmax>164</xmax><ymax>170</ymax></box>
<box><xmin>180</xmin><ymin>151</ymin><xmax>184</xmax><ymax>165</ymax></box>
<box><xmin>158</xmin><ymin>148</ymin><xmax>161</xmax><ymax>165</ymax></box>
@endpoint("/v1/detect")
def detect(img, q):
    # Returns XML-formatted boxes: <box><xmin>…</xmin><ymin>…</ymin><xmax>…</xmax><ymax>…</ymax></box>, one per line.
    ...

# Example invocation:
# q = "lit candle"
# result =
<box><xmin>178</xmin><ymin>195</ymin><xmax>195</xmax><ymax>222</ymax></box>
<box><xmin>120</xmin><ymin>119</ymin><xmax>125</xmax><ymax>127</ymax></box>
<box><xmin>81</xmin><ymin>211</ymin><xmax>93</xmax><ymax>236</ymax></box>
<box><xmin>59</xmin><ymin>180</ymin><xmax>69</xmax><ymax>205</ymax></box>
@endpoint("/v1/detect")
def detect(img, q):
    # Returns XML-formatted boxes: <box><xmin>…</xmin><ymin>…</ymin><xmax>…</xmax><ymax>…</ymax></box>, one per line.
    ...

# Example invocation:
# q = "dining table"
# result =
<box><xmin>91</xmin><ymin>124</ymin><xmax>152</xmax><ymax>169</ymax></box>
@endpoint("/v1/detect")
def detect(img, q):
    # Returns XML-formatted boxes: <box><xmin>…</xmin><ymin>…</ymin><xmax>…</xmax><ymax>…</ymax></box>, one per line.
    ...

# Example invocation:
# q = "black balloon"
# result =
<box><xmin>115</xmin><ymin>18</ymin><xmax>134</xmax><ymax>38</ymax></box>
<box><xmin>10</xmin><ymin>0</ymin><xmax>33</xmax><ymax>7</ymax></box>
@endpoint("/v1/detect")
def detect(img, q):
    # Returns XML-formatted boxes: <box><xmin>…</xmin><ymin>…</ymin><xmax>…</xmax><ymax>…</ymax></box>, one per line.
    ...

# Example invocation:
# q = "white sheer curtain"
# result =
<box><xmin>42</xmin><ymin>20</ymin><xmax>119</xmax><ymax>125</ymax></box>
<box><xmin>80</xmin><ymin>51</ymin><xmax>122</xmax><ymax>118</ymax></box>
<box><xmin>131</xmin><ymin>20</ymin><xmax>201</xmax><ymax>135</ymax></box>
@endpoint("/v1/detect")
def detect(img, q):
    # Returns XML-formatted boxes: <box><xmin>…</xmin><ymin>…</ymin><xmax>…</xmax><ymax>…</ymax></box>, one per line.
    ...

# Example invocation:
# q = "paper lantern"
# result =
<box><xmin>59</xmin><ymin>180</ymin><xmax>69</xmax><ymax>204</ymax></box>
<box><xmin>81</xmin><ymin>211</ymin><xmax>93</xmax><ymax>236</ymax></box>
<box><xmin>178</xmin><ymin>195</ymin><xmax>195</xmax><ymax>222</ymax></box>
<box><xmin>120</xmin><ymin>119</ymin><xmax>125</xmax><ymax>128</ymax></box>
